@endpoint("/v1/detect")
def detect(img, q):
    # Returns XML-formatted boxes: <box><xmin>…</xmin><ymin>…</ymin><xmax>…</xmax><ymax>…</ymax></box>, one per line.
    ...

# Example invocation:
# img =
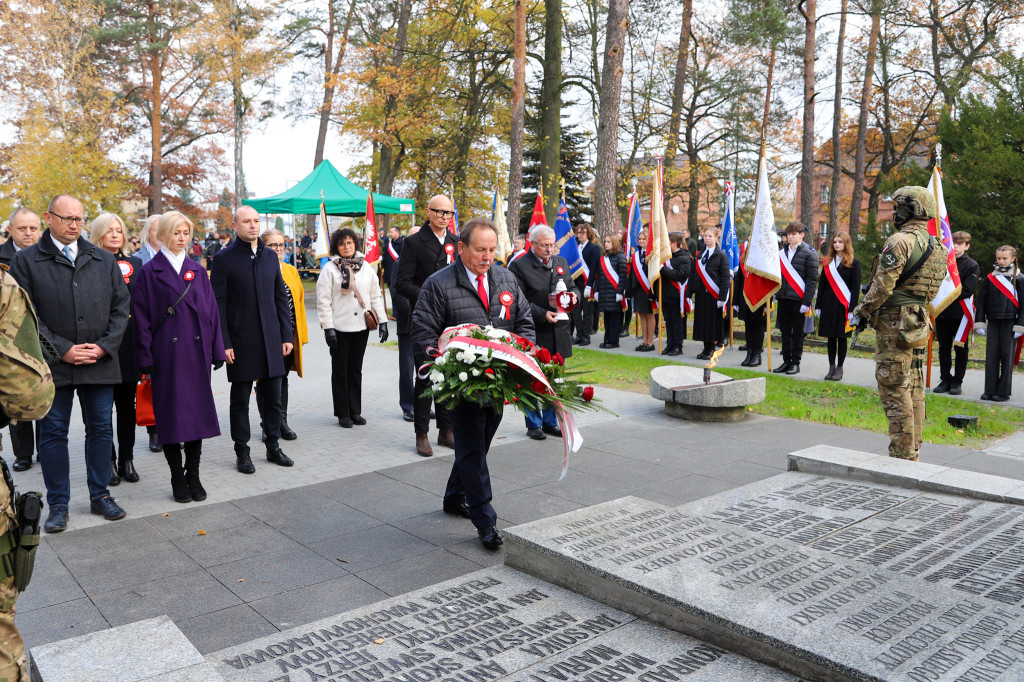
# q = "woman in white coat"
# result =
<box><xmin>316</xmin><ymin>228</ymin><xmax>389</xmax><ymax>427</ymax></box>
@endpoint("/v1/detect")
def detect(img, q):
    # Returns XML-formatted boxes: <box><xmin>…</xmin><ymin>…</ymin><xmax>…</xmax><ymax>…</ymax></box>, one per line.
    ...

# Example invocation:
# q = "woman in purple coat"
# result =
<box><xmin>133</xmin><ymin>211</ymin><xmax>225</xmax><ymax>503</ymax></box>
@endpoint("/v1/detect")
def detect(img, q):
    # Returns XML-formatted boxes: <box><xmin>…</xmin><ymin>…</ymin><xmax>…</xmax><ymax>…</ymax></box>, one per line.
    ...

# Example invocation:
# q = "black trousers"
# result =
<box><xmin>330</xmin><ymin>329</ymin><xmax>369</xmax><ymax>419</ymax></box>
<box><xmin>745</xmin><ymin>313</ymin><xmax>766</xmax><ymax>353</ymax></box>
<box><xmin>230</xmin><ymin>377</ymin><xmax>282</xmax><ymax>453</ymax></box>
<box><xmin>112</xmin><ymin>382</ymin><xmax>137</xmax><ymax>462</ymax></box>
<box><xmin>414</xmin><ymin>375</ymin><xmax>450</xmax><ymax>435</ymax></box>
<box><xmin>664</xmin><ymin>309</ymin><xmax>684</xmax><ymax>348</ymax></box>
<box><xmin>935</xmin><ymin>317</ymin><xmax>969</xmax><ymax>384</ymax></box>
<box><xmin>445</xmin><ymin>401</ymin><xmax>502</xmax><ymax>530</ymax></box>
<box><xmin>603</xmin><ymin>310</ymin><xmax>623</xmax><ymax>345</ymax></box>
<box><xmin>776</xmin><ymin>299</ymin><xmax>805</xmax><ymax>364</ymax></box>
<box><xmin>397</xmin><ymin>333</ymin><xmax>415</xmax><ymax>413</ymax></box>
<box><xmin>8</xmin><ymin>421</ymin><xmax>37</xmax><ymax>462</ymax></box>
<box><xmin>984</xmin><ymin>319</ymin><xmax>1016</xmax><ymax>398</ymax></box>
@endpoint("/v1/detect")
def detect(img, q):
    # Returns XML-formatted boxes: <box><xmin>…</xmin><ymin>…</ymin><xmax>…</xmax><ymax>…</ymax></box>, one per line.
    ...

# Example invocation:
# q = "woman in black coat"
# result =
<box><xmin>688</xmin><ymin>226</ymin><xmax>730</xmax><ymax>359</ymax></box>
<box><xmin>734</xmin><ymin>244</ymin><xmax>768</xmax><ymax>367</ymax></box>
<box><xmin>627</xmin><ymin>230</ymin><xmax>657</xmax><ymax>351</ymax></box>
<box><xmin>89</xmin><ymin>213</ymin><xmax>143</xmax><ymax>485</ymax></box>
<box><xmin>815</xmin><ymin>231</ymin><xmax>861</xmax><ymax>381</ymax></box>
<box><xmin>596</xmin><ymin>234</ymin><xmax>628</xmax><ymax>348</ymax></box>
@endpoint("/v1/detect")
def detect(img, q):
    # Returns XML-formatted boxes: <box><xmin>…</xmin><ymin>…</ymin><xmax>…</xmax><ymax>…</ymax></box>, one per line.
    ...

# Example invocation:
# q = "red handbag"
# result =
<box><xmin>136</xmin><ymin>376</ymin><xmax>156</xmax><ymax>426</ymax></box>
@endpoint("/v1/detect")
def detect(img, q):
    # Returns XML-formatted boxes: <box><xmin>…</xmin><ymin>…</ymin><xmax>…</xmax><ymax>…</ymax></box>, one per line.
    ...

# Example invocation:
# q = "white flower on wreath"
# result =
<box><xmin>485</xmin><ymin>327</ymin><xmax>509</xmax><ymax>340</ymax></box>
<box><xmin>471</xmin><ymin>368</ymin><xmax>481</xmax><ymax>377</ymax></box>
<box><xmin>430</xmin><ymin>370</ymin><xmax>444</xmax><ymax>384</ymax></box>
<box><xmin>458</xmin><ymin>371</ymin><xmax>469</xmax><ymax>382</ymax></box>
<box><xmin>435</xmin><ymin>354</ymin><xmax>447</xmax><ymax>366</ymax></box>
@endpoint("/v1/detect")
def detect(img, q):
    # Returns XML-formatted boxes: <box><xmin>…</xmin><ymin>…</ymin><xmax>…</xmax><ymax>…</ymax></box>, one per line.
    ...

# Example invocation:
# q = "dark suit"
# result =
<box><xmin>395</xmin><ymin>223</ymin><xmax>459</xmax><ymax>435</ymax></box>
<box><xmin>0</xmin><ymin>240</ymin><xmax>36</xmax><ymax>464</ymax></box>
<box><xmin>659</xmin><ymin>247</ymin><xmax>692</xmax><ymax>350</ymax></box>
<box><xmin>382</xmin><ymin>236</ymin><xmax>403</xmax><ymax>287</ymax></box>
<box><xmin>211</xmin><ymin>238</ymin><xmax>292</xmax><ymax>453</ymax></box>
<box><xmin>935</xmin><ymin>253</ymin><xmax>980</xmax><ymax>385</ymax></box>
<box><xmin>572</xmin><ymin>240</ymin><xmax>600</xmax><ymax>341</ymax></box>
<box><xmin>389</xmin><ymin>238</ymin><xmax>414</xmax><ymax>413</ymax></box>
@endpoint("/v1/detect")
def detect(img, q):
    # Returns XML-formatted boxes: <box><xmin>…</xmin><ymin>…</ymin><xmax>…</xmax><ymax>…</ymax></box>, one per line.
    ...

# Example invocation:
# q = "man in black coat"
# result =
<box><xmin>1</xmin><ymin>208</ymin><xmax>42</xmax><ymax>471</ymax></box>
<box><xmin>211</xmin><ymin>206</ymin><xmax>295</xmax><ymax>474</ymax></box>
<box><xmin>412</xmin><ymin>218</ymin><xmax>534</xmax><ymax>550</ymax></box>
<box><xmin>773</xmin><ymin>221</ymin><xmax>819</xmax><ymax>375</ymax></box>
<box><xmin>509</xmin><ymin>225</ymin><xmax>578</xmax><ymax>440</ymax></box>
<box><xmin>571</xmin><ymin>223</ymin><xmax>600</xmax><ymax>345</ymax></box>
<box><xmin>659</xmin><ymin>232</ymin><xmax>692</xmax><ymax>356</ymax></box>
<box><xmin>10</xmin><ymin>195</ymin><xmax>130</xmax><ymax>532</ymax></box>
<box><xmin>934</xmin><ymin>231</ymin><xmax>980</xmax><ymax>395</ymax></box>
<box><xmin>395</xmin><ymin>195</ymin><xmax>459</xmax><ymax>456</ymax></box>
<box><xmin>391</xmin><ymin>226</ymin><xmax>416</xmax><ymax>421</ymax></box>
<box><xmin>382</xmin><ymin>225</ymin><xmax>403</xmax><ymax>288</ymax></box>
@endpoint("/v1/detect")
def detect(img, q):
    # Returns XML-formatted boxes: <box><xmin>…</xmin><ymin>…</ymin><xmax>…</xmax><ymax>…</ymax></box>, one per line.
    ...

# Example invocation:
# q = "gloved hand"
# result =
<box><xmin>815</xmin><ymin>309</ymin><xmax>821</xmax><ymax>317</ymax></box>
<box><xmin>324</xmin><ymin>328</ymin><xmax>338</xmax><ymax>348</ymax></box>
<box><xmin>140</xmin><ymin>366</ymin><xmax>154</xmax><ymax>376</ymax></box>
<box><xmin>733</xmin><ymin>305</ymin><xmax>739</xmax><ymax>314</ymax></box>
<box><xmin>800</xmin><ymin>305</ymin><xmax>810</xmax><ymax>314</ymax></box>
<box><xmin>584</xmin><ymin>285</ymin><xmax>593</xmax><ymax>299</ymax></box>
<box><xmin>1015</xmin><ymin>331</ymin><xmax>1022</xmax><ymax>340</ymax></box>
<box><xmin>379</xmin><ymin>324</ymin><xmax>390</xmax><ymax>343</ymax></box>
<box><xmin>847</xmin><ymin>312</ymin><xmax>854</xmax><ymax>322</ymax></box>
<box><xmin>593</xmin><ymin>291</ymin><xmax>599</xmax><ymax>302</ymax></box>
<box><xmin>717</xmin><ymin>300</ymin><xmax>726</xmax><ymax>309</ymax></box>
<box><xmin>975</xmin><ymin>322</ymin><xmax>987</xmax><ymax>337</ymax></box>
<box><xmin>615</xmin><ymin>294</ymin><xmax>623</xmax><ymax>303</ymax></box>
<box><xmin>213</xmin><ymin>360</ymin><xmax>224</xmax><ymax>371</ymax></box>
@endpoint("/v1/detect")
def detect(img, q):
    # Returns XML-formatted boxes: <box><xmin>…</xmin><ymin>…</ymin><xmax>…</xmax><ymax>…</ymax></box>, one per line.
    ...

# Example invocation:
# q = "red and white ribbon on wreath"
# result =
<box><xmin>423</xmin><ymin>323</ymin><xmax>582</xmax><ymax>480</ymax></box>
<box><xmin>955</xmin><ymin>296</ymin><xmax>974</xmax><ymax>346</ymax></box>
<box><xmin>498</xmin><ymin>291</ymin><xmax>514</xmax><ymax>320</ymax></box>
<box><xmin>444</xmin><ymin>243</ymin><xmax>455</xmax><ymax>265</ymax></box>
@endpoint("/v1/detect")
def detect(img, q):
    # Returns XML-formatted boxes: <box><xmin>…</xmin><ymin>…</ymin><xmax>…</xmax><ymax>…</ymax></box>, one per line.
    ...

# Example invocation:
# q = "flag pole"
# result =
<box><xmin>658</xmin><ymin>279</ymin><xmax>664</xmax><ymax>354</ymax></box>
<box><xmin>925</xmin><ymin>143</ymin><xmax>943</xmax><ymax>389</ymax></box>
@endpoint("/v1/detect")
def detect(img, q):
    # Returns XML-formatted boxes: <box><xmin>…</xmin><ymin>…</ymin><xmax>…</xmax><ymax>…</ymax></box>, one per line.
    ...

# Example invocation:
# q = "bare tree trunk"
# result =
<box><xmin>313</xmin><ymin>0</ymin><xmax>356</xmax><ymax>169</ymax></box>
<box><xmin>827</xmin><ymin>0</ymin><xmax>848</xmax><ymax>242</ymax></box>
<box><xmin>230</xmin><ymin>0</ymin><xmax>245</xmax><ymax>205</ymax></box>
<box><xmin>539</xmin><ymin>0</ymin><xmax>562</xmax><ymax>224</ymax></box>
<box><xmin>663</xmin><ymin>0</ymin><xmax>692</xmax><ymax>188</ymax></box>
<box><xmin>847</xmin><ymin>0</ymin><xmax>881</xmax><ymax>239</ymax></box>
<box><xmin>378</xmin><ymin>0</ymin><xmax>412</xmax><ymax>197</ymax></box>
<box><xmin>593</xmin><ymin>0</ymin><xmax>629</xmax><ymax>240</ymax></box>
<box><xmin>798</xmin><ymin>0</ymin><xmax>816</xmax><ymax>231</ymax></box>
<box><xmin>506</xmin><ymin>0</ymin><xmax>526</xmax><ymax>237</ymax></box>
<box><xmin>149</xmin><ymin>0</ymin><xmax>163</xmax><ymax>213</ymax></box>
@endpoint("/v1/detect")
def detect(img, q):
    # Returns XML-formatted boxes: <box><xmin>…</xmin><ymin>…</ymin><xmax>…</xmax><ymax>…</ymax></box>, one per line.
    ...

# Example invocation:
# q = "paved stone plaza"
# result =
<box><xmin>11</xmin><ymin>300</ymin><xmax>1024</xmax><ymax>664</ymax></box>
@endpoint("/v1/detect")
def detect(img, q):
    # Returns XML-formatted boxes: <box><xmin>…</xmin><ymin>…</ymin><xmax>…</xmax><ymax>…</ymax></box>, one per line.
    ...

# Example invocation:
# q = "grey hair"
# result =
<box><xmin>140</xmin><ymin>214</ymin><xmax>162</xmax><ymax>244</ymax></box>
<box><xmin>529</xmin><ymin>226</ymin><xmax>555</xmax><ymax>241</ymax></box>
<box><xmin>7</xmin><ymin>208</ymin><xmax>38</xmax><ymax>225</ymax></box>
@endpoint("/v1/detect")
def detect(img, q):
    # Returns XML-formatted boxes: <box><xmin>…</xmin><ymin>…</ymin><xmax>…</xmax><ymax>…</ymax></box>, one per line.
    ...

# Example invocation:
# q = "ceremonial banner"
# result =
<box><xmin>721</xmin><ymin>180</ymin><xmax>740</xmax><ymax>272</ymax></box>
<box><xmin>449</xmin><ymin>199</ymin><xmax>460</xmax><ymax>236</ymax></box>
<box><xmin>492</xmin><ymin>189</ymin><xmax>514</xmax><ymax>264</ymax></box>
<box><xmin>314</xmin><ymin>195</ymin><xmax>331</xmax><ymax>267</ymax></box>
<box><xmin>362</xmin><ymin>192</ymin><xmax>380</xmax><ymax>264</ymax></box>
<box><xmin>742</xmin><ymin>157</ymin><xmax>781</xmax><ymax>309</ymax></box>
<box><xmin>625</xmin><ymin>191</ymin><xmax>642</xmax><ymax>264</ymax></box>
<box><xmin>554</xmin><ymin>199</ymin><xmax>585</xmax><ymax>279</ymax></box>
<box><xmin>926</xmin><ymin>166</ymin><xmax>960</xmax><ymax>317</ymax></box>
<box><xmin>647</xmin><ymin>158</ymin><xmax>673</xmax><ymax>285</ymax></box>
<box><xmin>955</xmin><ymin>296</ymin><xmax>974</xmax><ymax>347</ymax></box>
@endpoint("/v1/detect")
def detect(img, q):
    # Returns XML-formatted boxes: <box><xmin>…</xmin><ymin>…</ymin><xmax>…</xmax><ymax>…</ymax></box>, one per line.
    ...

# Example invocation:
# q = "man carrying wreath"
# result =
<box><xmin>412</xmin><ymin>218</ymin><xmax>534</xmax><ymax>550</ymax></box>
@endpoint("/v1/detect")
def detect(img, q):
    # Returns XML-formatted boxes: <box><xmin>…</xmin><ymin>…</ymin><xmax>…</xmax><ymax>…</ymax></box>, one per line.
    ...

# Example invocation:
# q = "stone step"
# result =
<box><xmin>503</xmin><ymin>471</ymin><xmax>1024</xmax><ymax>681</ymax></box>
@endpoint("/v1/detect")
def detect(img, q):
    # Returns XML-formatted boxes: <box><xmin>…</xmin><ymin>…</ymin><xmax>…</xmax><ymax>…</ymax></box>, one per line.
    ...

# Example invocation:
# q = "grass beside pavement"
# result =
<box><xmin>566</xmin><ymin>348</ymin><xmax>1024</xmax><ymax>450</ymax></box>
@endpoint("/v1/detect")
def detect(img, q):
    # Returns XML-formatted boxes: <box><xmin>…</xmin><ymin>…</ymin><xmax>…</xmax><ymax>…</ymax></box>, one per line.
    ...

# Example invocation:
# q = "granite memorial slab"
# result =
<box><xmin>206</xmin><ymin>565</ymin><xmax>796</xmax><ymax>681</ymax></box>
<box><xmin>504</xmin><ymin>473</ymin><xmax>1024</xmax><ymax>681</ymax></box>
<box><xmin>649</xmin><ymin>365</ymin><xmax>765</xmax><ymax>422</ymax></box>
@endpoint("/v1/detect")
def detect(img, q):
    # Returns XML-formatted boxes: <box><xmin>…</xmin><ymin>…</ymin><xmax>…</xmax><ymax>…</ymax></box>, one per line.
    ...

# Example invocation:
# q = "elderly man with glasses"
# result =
<box><xmin>395</xmin><ymin>195</ymin><xmax>460</xmax><ymax>456</ymax></box>
<box><xmin>10</xmin><ymin>194</ymin><xmax>131</xmax><ymax>532</ymax></box>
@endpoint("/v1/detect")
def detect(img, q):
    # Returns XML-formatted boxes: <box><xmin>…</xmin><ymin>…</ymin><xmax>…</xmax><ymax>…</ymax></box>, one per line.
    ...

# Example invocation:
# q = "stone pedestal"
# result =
<box><xmin>649</xmin><ymin>365</ymin><xmax>765</xmax><ymax>422</ymax></box>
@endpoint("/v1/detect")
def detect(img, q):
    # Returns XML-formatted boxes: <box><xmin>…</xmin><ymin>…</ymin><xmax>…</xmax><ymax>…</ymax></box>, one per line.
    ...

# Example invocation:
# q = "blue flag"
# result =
<box><xmin>722</xmin><ymin>180</ymin><xmax>740</xmax><ymax>272</ymax></box>
<box><xmin>625</xmin><ymin>193</ymin><xmax>643</xmax><ymax>258</ymax></box>
<box><xmin>554</xmin><ymin>199</ymin><xmax>584</xmax><ymax>279</ymax></box>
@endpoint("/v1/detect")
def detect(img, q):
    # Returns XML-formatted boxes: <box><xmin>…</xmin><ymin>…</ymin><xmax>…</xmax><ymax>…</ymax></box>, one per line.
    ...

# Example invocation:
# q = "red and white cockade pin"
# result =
<box><xmin>444</xmin><ymin>243</ymin><xmax>455</xmax><ymax>264</ymax></box>
<box><xmin>184</xmin><ymin>270</ymin><xmax>195</xmax><ymax>281</ymax></box>
<box><xmin>498</xmin><ymin>291</ymin><xmax>514</xmax><ymax>320</ymax></box>
<box><xmin>117</xmin><ymin>260</ymin><xmax>134</xmax><ymax>284</ymax></box>
<box><xmin>556</xmin><ymin>265</ymin><xmax>564</xmax><ymax>275</ymax></box>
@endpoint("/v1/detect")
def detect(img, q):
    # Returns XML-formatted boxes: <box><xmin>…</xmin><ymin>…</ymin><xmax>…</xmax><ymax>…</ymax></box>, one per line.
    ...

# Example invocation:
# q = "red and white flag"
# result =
<box><xmin>926</xmin><ymin>165</ymin><xmax>960</xmax><ymax>316</ymax></box>
<box><xmin>363</xmin><ymin>192</ymin><xmax>380</xmax><ymax>264</ymax></box>
<box><xmin>742</xmin><ymin>157</ymin><xmax>781</xmax><ymax>309</ymax></box>
<box><xmin>511</xmin><ymin>193</ymin><xmax>547</xmax><ymax>264</ymax></box>
<box><xmin>955</xmin><ymin>297</ymin><xmax>974</xmax><ymax>346</ymax></box>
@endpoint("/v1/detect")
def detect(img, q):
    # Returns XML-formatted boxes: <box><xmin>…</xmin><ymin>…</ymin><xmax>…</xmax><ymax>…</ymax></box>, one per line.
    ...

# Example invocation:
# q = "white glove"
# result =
<box><xmin>717</xmin><ymin>300</ymin><xmax>726</xmax><ymax>310</ymax></box>
<box><xmin>815</xmin><ymin>309</ymin><xmax>821</xmax><ymax>317</ymax></box>
<box><xmin>800</xmin><ymin>305</ymin><xmax>810</xmax><ymax>314</ymax></box>
<box><xmin>733</xmin><ymin>305</ymin><xmax>739</xmax><ymax>314</ymax></box>
<box><xmin>594</xmin><ymin>292</ymin><xmax>599</xmax><ymax>302</ymax></box>
<box><xmin>976</xmin><ymin>327</ymin><xmax>987</xmax><ymax>336</ymax></box>
<box><xmin>847</xmin><ymin>312</ymin><xmax>854</xmax><ymax>322</ymax></box>
<box><xmin>1016</xmin><ymin>332</ymin><xmax>1023</xmax><ymax>340</ymax></box>
<box><xmin>849</xmin><ymin>314</ymin><xmax>861</xmax><ymax>328</ymax></box>
<box><xmin>584</xmin><ymin>285</ymin><xmax>593</xmax><ymax>299</ymax></box>
<box><xmin>615</xmin><ymin>294</ymin><xmax>623</xmax><ymax>303</ymax></box>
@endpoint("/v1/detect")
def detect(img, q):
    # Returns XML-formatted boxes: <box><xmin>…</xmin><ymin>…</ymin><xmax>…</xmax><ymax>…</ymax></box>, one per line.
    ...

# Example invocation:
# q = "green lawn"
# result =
<box><xmin>566</xmin><ymin>348</ymin><xmax>1023</xmax><ymax>450</ymax></box>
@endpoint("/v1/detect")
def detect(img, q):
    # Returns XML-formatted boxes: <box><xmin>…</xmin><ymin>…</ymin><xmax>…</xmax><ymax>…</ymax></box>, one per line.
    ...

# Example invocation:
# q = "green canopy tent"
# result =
<box><xmin>243</xmin><ymin>160</ymin><xmax>414</xmax><ymax>216</ymax></box>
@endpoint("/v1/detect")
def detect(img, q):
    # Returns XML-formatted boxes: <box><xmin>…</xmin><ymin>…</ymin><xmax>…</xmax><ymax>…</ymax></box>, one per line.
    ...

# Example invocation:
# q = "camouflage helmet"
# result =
<box><xmin>892</xmin><ymin>186</ymin><xmax>936</xmax><ymax>221</ymax></box>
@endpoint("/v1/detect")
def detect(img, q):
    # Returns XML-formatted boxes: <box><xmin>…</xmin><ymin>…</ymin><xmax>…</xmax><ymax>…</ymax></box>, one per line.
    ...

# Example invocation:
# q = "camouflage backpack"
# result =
<box><xmin>0</xmin><ymin>271</ymin><xmax>54</xmax><ymax>423</ymax></box>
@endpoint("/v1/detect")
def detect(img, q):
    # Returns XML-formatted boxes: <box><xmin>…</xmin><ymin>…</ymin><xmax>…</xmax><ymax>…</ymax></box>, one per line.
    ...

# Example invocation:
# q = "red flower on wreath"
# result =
<box><xmin>530</xmin><ymin>379</ymin><xmax>548</xmax><ymax>394</ymax></box>
<box><xmin>582</xmin><ymin>386</ymin><xmax>595</xmax><ymax>402</ymax></box>
<box><xmin>484</xmin><ymin>368</ymin><xmax>495</xmax><ymax>376</ymax></box>
<box><xmin>535</xmin><ymin>347</ymin><xmax>552</xmax><ymax>364</ymax></box>
<box><xmin>552</xmin><ymin>353</ymin><xmax>564</xmax><ymax>366</ymax></box>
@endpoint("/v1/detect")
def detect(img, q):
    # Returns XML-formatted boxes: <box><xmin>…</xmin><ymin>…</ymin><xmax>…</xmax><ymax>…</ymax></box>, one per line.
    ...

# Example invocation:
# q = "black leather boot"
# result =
<box><xmin>280</xmin><ymin>377</ymin><xmax>297</xmax><ymax>441</ymax></box>
<box><xmin>109</xmin><ymin>451</ymin><xmax>120</xmax><ymax>486</ymax></box>
<box><xmin>119</xmin><ymin>454</ymin><xmax>140</xmax><ymax>483</ymax></box>
<box><xmin>748</xmin><ymin>352</ymin><xmax>762</xmax><ymax>367</ymax></box>
<box><xmin>164</xmin><ymin>448</ymin><xmax>191</xmax><ymax>503</ymax></box>
<box><xmin>740</xmin><ymin>349</ymin><xmax>753</xmax><ymax>366</ymax></box>
<box><xmin>183</xmin><ymin>441</ymin><xmax>206</xmax><ymax>502</ymax></box>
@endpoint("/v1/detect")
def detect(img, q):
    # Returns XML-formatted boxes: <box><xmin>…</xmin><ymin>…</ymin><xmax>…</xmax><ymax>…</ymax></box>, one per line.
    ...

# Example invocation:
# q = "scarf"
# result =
<box><xmin>335</xmin><ymin>255</ymin><xmax>364</xmax><ymax>273</ymax></box>
<box><xmin>994</xmin><ymin>263</ymin><xmax>1016</xmax><ymax>276</ymax></box>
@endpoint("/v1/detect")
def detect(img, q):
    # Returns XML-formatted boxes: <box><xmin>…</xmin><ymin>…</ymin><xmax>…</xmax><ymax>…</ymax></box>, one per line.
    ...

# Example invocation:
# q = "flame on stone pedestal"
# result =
<box><xmin>705</xmin><ymin>345</ymin><xmax>726</xmax><ymax>370</ymax></box>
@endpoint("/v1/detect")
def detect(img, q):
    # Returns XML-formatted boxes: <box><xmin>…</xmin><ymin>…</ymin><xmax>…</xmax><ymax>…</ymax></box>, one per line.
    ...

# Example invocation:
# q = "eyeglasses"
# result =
<box><xmin>535</xmin><ymin>242</ymin><xmax>556</xmax><ymax>250</ymax></box>
<box><xmin>428</xmin><ymin>208</ymin><xmax>455</xmax><ymax>219</ymax></box>
<box><xmin>266</xmin><ymin>243</ymin><xmax>285</xmax><ymax>250</ymax></box>
<box><xmin>50</xmin><ymin>212</ymin><xmax>87</xmax><ymax>226</ymax></box>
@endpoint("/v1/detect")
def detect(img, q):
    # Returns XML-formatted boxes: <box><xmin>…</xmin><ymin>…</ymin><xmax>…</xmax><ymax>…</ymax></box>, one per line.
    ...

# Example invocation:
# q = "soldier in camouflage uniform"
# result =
<box><xmin>852</xmin><ymin>186</ymin><xmax>948</xmax><ymax>461</ymax></box>
<box><xmin>0</xmin><ymin>473</ymin><xmax>27</xmax><ymax>682</ymax></box>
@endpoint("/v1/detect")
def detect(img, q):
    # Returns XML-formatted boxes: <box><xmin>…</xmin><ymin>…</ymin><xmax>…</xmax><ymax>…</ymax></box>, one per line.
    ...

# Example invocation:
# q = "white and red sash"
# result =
<box><xmin>696</xmin><ymin>256</ymin><xmax>720</xmax><ymax>299</ymax></box>
<box><xmin>955</xmin><ymin>296</ymin><xmax>975</xmax><ymax>346</ymax></box>
<box><xmin>631</xmin><ymin>250</ymin><xmax>651</xmax><ymax>293</ymax></box>
<box><xmin>780</xmin><ymin>247</ymin><xmax>806</xmax><ymax>299</ymax></box>
<box><xmin>578</xmin><ymin>257</ymin><xmax>590</xmax><ymax>285</ymax></box>
<box><xmin>387</xmin><ymin>241</ymin><xmax>400</xmax><ymax>261</ymax></box>
<box><xmin>601</xmin><ymin>256</ymin><xmax>627</xmax><ymax>310</ymax></box>
<box><xmin>824</xmin><ymin>258</ymin><xmax>851</xmax><ymax>312</ymax></box>
<box><xmin>663</xmin><ymin>260</ymin><xmax>692</xmax><ymax>314</ymax></box>
<box><xmin>988</xmin><ymin>273</ymin><xmax>1019</xmax><ymax>308</ymax></box>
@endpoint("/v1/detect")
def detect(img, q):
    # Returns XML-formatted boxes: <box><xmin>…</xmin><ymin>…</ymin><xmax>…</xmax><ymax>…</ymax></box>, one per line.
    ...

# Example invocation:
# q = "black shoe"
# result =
<box><xmin>619</xmin><ymin>330</ymin><xmax>629</xmax><ymax>337</ymax></box>
<box><xmin>280</xmin><ymin>422</ymin><xmax>297</xmax><ymax>440</ymax></box>
<box><xmin>351</xmin><ymin>415</ymin><xmax>367</xmax><ymax>426</ymax></box>
<box><xmin>90</xmin><ymin>495</ymin><xmax>127</xmax><ymax>521</ymax></box>
<box><xmin>267</xmin><ymin>448</ymin><xmax>294</xmax><ymax>467</ymax></box>
<box><xmin>542</xmin><ymin>425</ymin><xmax>562</xmax><ymax>438</ymax></box>
<box><xmin>740</xmin><ymin>351</ymin><xmax>753</xmax><ymax>367</ymax></box>
<box><xmin>443</xmin><ymin>500</ymin><xmax>471</xmax><ymax>519</ymax></box>
<box><xmin>236</xmin><ymin>453</ymin><xmax>256</xmax><ymax>474</ymax></box>
<box><xmin>119</xmin><ymin>458</ymin><xmax>140</xmax><ymax>483</ymax></box>
<box><xmin>666</xmin><ymin>346</ymin><xmax>682</xmax><ymax>356</ymax></box>
<box><xmin>44</xmin><ymin>507</ymin><xmax>68</xmax><ymax>533</ymax></box>
<box><xmin>478</xmin><ymin>526</ymin><xmax>504</xmax><ymax>550</ymax></box>
<box><xmin>635</xmin><ymin>343</ymin><xmax>654</xmax><ymax>352</ymax></box>
<box><xmin>338</xmin><ymin>417</ymin><xmax>353</xmax><ymax>428</ymax></box>
<box><xmin>748</xmin><ymin>353</ymin><xmax>762</xmax><ymax>367</ymax></box>
<box><xmin>149</xmin><ymin>433</ymin><xmax>162</xmax><ymax>453</ymax></box>
<box><xmin>785</xmin><ymin>363</ymin><xmax>800</xmax><ymax>375</ymax></box>
<box><xmin>993</xmin><ymin>395</ymin><xmax>1010</xmax><ymax>402</ymax></box>
<box><xmin>933</xmin><ymin>380</ymin><xmax>951</xmax><ymax>394</ymax></box>
<box><xmin>527</xmin><ymin>428</ymin><xmax>546</xmax><ymax>440</ymax></box>
<box><xmin>12</xmin><ymin>458</ymin><xmax>32</xmax><ymax>472</ymax></box>
<box><xmin>738</xmin><ymin>344</ymin><xmax>748</xmax><ymax>351</ymax></box>
<box><xmin>949</xmin><ymin>384</ymin><xmax>962</xmax><ymax>396</ymax></box>
<box><xmin>402</xmin><ymin>410</ymin><xmax>415</xmax><ymax>422</ymax></box>
<box><xmin>260</xmin><ymin>429</ymin><xmax>266</xmax><ymax>443</ymax></box>
<box><xmin>598</xmin><ymin>342</ymin><xmax>619</xmax><ymax>349</ymax></box>
<box><xmin>576</xmin><ymin>338</ymin><xmax>590</xmax><ymax>346</ymax></box>
<box><xmin>981</xmin><ymin>393</ymin><xmax>994</xmax><ymax>401</ymax></box>
<box><xmin>109</xmin><ymin>455</ymin><xmax>120</xmax><ymax>486</ymax></box>
<box><xmin>772</xmin><ymin>363</ymin><xmax>792</xmax><ymax>374</ymax></box>
<box><xmin>695</xmin><ymin>352</ymin><xmax>710</xmax><ymax>360</ymax></box>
